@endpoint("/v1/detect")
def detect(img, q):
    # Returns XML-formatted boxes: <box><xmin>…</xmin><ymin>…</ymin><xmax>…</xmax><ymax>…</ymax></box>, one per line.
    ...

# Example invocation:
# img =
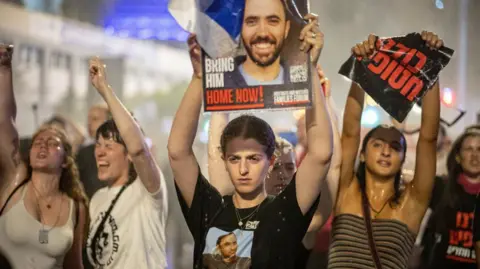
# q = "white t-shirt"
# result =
<box><xmin>86</xmin><ymin>176</ymin><xmax>168</xmax><ymax>269</ymax></box>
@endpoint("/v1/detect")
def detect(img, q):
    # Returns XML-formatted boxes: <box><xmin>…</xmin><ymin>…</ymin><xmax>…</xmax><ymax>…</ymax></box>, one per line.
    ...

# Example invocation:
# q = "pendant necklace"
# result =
<box><xmin>32</xmin><ymin>183</ymin><xmax>53</xmax><ymax>209</ymax></box>
<box><xmin>35</xmin><ymin>191</ymin><xmax>63</xmax><ymax>244</ymax></box>
<box><xmin>368</xmin><ymin>195</ymin><xmax>393</xmax><ymax>218</ymax></box>
<box><xmin>233</xmin><ymin>196</ymin><xmax>262</xmax><ymax>229</ymax></box>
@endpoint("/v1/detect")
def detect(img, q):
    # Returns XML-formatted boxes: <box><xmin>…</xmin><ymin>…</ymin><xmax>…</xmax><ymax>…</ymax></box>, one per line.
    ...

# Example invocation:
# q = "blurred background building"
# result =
<box><xmin>0</xmin><ymin>0</ymin><xmax>479</xmax><ymax>268</ymax></box>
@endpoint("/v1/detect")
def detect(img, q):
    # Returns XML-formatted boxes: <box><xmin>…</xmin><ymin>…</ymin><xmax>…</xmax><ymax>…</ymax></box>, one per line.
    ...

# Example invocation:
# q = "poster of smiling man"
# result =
<box><xmin>201</xmin><ymin>0</ymin><xmax>315</xmax><ymax>112</ymax></box>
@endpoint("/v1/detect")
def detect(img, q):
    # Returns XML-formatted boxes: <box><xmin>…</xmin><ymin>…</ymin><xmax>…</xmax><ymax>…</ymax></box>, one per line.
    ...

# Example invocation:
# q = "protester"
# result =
<box><xmin>0</xmin><ymin>44</ymin><xmax>88</xmax><ymax>269</ymax></box>
<box><xmin>168</xmin><ymin>12</ymin><xmax>332</xmax><ymax>268</ymax></box>
<box><xmin>207</xmin><ymin>65</ymin><xmax>341</xmax><ymax>269</ymax></box>
<box><xmin>420</xmin><ymin>126</ymin><xmax>480</xmax><ymax>269</ymax></box>
<box><xmin>20</xmin><ymin>114</ymin><xmax>87</xmax><ymax>160</ymax></box>
<box><xmin>85</xmin><ymin>57</ymin><xmax>168</xmax><ymax>269</ymax></box>
<box><xmin>328</xmin><ymin>31</ymin><xmax>442</xmax><ymax>269</ymax></box>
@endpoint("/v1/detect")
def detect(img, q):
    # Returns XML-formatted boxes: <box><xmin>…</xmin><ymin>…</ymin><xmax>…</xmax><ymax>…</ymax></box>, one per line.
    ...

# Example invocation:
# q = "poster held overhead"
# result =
<box><xmin>339</xmin><ymin>32</ymin><xmax>454</xmax><ymax>122</ymax></box>
<box><xmin>200</xmin><ymin>0</ymin><xmax>314</xmax><ymax>112</ymax></box>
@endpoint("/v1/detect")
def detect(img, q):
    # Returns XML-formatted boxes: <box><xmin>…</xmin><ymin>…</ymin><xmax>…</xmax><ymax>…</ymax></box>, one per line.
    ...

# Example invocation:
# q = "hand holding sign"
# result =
<box><xmin>300</xmin><ymin>13</ymin><xmax>324</xmax><ymax>65</ymax></box>
<box><xmin>351</xmin><ymin>34</ymin><xmax>377</xmax><ymax>59</ymax></box>
<box><xmin>339</xmin><ymin>31</ymin><xmax>454</xmax><ymax>122</ymax></box>
<box><xmin>420</xmin><ymin>31</ymin><xmax>443</xmax><ymax>50</ymax></box>
<box><xmin>188</xmin><ymin>33</ymin><xmax>203</xmax><ymax>79</ymax></box>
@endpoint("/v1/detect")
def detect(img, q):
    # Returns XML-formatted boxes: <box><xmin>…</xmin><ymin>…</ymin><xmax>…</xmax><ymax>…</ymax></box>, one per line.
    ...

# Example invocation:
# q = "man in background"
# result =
<box><xmin>76</xmin><ymin>103</ymin><xmax>110</xmax><ymax>199</ymax></box>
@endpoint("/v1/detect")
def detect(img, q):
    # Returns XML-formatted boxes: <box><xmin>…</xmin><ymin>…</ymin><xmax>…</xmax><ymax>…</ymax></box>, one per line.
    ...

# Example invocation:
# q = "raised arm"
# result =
<box><xmin>337</xmin><ymin>36</ymin><xmax>378</xmax><ymax>194</ymax></box>
<box><xmin>207</xmin><ymin>112</ymin><xmax>233</xmax><ymax>195</ymax></box>
<box><xmin>307</xmin><ymin>66</ymin><xmax>341</xmax><ymax>233</ymax></box>
<box><xmin>167</xmin><ymin>34</ymin><xmax>204</xmax><ymax>208</ymax></box>
<box><xmin>295</xmin><ymin>14</ymin><xmax>333</xmax><ymax>215</ymax></box>
<box><xmin>88</xmin><ymin>57</ymin><xmax>165</xmax><ymax>199</ymax></box>
<box><xmin>409</xmin><ymin>33</ymin><xmax>442</xmax><ymax>204</ymax></box>
<box><xmin>0</xmin><ymin>45</ymin><xmax>22</xmax><ymax>192</ymax></box>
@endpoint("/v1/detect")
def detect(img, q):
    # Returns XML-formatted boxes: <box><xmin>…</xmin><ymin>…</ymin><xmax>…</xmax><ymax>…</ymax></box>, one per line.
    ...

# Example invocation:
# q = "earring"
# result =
<box><xmin>455</xmin><ymin>155</ymin><xmax>461</xmax><ymax>163</ymax></box>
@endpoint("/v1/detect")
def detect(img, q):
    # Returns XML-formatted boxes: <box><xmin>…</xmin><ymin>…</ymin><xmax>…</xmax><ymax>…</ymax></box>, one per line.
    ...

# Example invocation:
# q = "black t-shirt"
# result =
<box><xmin>473</xmin><ymin>195</ymin><xmax>480</xmax><ymax>243</ymax></box>
<box><xmin>175</xmin><ymin>171</ymin><xmax>319</xmax><ymax>269</ymax></box>
<box><xmin>422</xmin><ymin>178</ymin><xmax>478</xmax><ymax>269</ymax></box>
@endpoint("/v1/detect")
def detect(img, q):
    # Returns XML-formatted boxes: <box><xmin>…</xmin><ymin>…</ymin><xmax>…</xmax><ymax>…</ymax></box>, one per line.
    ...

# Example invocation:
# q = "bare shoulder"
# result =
<box><xmin>335</xmin><ymin>177</ymin><xmax>361</xmax><ymax>213</ymax></box>
<box><xmin>0</xmin><ymin>170</ymin><xmax>28</xmax><ymax>213</ymax></box>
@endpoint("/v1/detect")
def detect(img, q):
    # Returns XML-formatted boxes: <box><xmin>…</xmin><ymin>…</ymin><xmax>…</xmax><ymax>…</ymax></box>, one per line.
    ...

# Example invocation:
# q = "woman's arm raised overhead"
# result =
<box><xmin>207</xmin><ymin>112</ymin><xmax>234</xmax><ymax>195</ymax></box>
<box><xmin>0</xmin><ymin>45</ymin><xmax>23</xmax><ymax>194</ymax></box>
<box><xmin>88</xmin><ymin>57</ymin><xmax>166</xmax><ymax>200</ymax></box>
<box><xmin>167</xmin><ymin>34</ymin><xmax>205</xmax><ymax>208</ymax></box>
<box><xmin>295</xmin><ymin>14</ymin><xmax>333</xmax><ymax>215</ymax></box>
<box><xmin>410</xmin><ymin>32</ymin><xmax>442</xmax><ymax>205</ymax></box>
<box><xmin>307</xmin><ymin>66</ymin><xmax>341</xmax><ymax>233</ymax></box>
<box><xmin>337</xmin><ymin>35</ymin><xmax>378</xmax><ymax>194</ymax></box>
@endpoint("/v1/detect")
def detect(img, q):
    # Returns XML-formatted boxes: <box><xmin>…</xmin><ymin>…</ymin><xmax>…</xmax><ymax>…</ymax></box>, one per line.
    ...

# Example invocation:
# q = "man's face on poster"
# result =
<box><xmin>218</xmin><ymin>234</ymin><xmax>238</xmax><ymax>263</ymax></box>
<box><xmin>242</xmin><ymin>0</ymin><xmax>291</xmax><ymax>67</ymax></box>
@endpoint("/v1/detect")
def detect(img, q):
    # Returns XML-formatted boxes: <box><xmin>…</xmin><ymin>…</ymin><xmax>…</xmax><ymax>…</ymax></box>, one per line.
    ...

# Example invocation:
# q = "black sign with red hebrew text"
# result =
<box><xmin>339</xmin><ymin>33</ymin><xmax>454</xmax><ymax>122</ymax></box>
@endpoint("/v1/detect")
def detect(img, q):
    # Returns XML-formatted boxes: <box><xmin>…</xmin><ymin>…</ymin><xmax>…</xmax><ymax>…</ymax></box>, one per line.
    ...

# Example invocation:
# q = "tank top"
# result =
<box><xmin>328</xmin><ymin>214</ymin><xmax>416</xmax><ymax>269</ymax></box>
<box><xmin>0</xmin><ymin>183</ymin><xmax>75</xmax><ymax>269</ymax></box>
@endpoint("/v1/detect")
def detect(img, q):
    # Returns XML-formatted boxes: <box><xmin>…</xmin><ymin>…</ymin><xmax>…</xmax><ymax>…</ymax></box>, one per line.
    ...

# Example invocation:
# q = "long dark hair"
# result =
<box><xmin>356</xmin><ymin>125</ymin><xmax>407</xmax><ymax>206</ymax></box>
<box><xmin>440</xmin><ymin>130</ymin><xmax>480</xmax><ymax>209</ymax></box>
<box><xmin>422</xmin><ymin>129</ymin><xmax>480</xmax><ymax>265</ymax></box>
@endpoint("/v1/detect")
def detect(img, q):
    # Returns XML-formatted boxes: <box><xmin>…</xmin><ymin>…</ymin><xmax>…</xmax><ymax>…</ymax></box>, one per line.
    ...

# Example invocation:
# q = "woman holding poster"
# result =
<box><xmin>168</xmin><ymin>12</ymin><xmax>333</xmax><ymax>269</ymax></box>
<box><xmin>206</xmin><ymin>65</ymin><xmax>341</xmax><ymax>269</ymax></box>
<box><xmin>328</xmin><ymin>31</ymin><xmax>444</xmax><ymax>269</ymax></box>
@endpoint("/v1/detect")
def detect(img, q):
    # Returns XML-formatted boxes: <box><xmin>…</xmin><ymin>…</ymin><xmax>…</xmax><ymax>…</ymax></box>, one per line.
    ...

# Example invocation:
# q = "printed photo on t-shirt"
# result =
<box><xmin>202</xmin><ymin>227</ymin><xmax>254</xmax><ymax>269</ymax></box>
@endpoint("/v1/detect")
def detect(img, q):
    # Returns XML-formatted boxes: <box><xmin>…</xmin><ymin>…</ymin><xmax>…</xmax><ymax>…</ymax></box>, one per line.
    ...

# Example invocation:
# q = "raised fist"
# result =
<box><xmin>89</xmin><ymin>57</ymin><xmax>110</xmax><ymax>95</ymax></box>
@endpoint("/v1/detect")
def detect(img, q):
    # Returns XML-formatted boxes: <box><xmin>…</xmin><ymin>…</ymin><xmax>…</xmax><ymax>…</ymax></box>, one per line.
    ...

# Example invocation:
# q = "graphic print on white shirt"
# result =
<box><xmin>90</xmin><ymin>212</ymin><xmax>120</xmax><ymax>266</ymax></box>
<box><xmin>86</xmin><ymin>177</ymin><xmax>168</xmax><ymax>269</ymax></box>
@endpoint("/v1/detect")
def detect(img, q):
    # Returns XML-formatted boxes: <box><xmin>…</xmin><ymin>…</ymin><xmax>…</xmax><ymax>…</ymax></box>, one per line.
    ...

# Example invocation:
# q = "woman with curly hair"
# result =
<box><xmin>0</xmin><ymin>44</ymin><xmax>88</xmax><ymax>269</ymax></box>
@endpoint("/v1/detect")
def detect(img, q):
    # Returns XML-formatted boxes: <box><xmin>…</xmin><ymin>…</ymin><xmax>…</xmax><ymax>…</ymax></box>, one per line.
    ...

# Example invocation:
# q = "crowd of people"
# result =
<box><xmin>1</xmin><ymin>0</ymin><xmax>480</xmax><ymax>269</ymax></box>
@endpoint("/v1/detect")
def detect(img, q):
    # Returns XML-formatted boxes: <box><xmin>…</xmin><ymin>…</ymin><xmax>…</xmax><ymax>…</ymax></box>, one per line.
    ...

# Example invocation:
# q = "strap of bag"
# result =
<box><xmin>361</xmin><ymin>191</ymin><xmax>384</xmax><ymax>269</ymax></box>
<box><xmin>0</xmin><ymin>180</ymin><xmax>29</xmax><ymax>216</ymax></box>
<box><xmin>90</xmin><ymin>183</ymin><xmax>130</xmax><ymax>265</ymax></box>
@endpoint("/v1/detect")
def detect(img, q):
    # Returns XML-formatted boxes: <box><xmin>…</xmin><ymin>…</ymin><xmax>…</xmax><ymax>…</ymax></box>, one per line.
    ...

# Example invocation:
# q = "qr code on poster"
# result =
<box><xmin>290</xmin><ymin>64</ymin><xmax>308</xmax><ymax>83</ymax></box>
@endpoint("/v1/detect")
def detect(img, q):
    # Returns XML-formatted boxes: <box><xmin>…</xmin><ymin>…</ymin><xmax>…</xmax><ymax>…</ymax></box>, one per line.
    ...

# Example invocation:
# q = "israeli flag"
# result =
<box><xmin>168</xmin><ymin>0</ymin><xmax>245</xmax><ymax>58</ymax></box>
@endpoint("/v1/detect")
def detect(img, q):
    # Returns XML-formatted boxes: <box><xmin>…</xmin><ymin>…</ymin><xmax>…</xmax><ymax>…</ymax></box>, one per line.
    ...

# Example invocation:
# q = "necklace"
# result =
<box><xmin>33</xmin><ymin>187</ymin><xmax>64</xmax><ymax>244</ymax></box>
<box><xmin>31</xmin><ymin>183</ymin><xmax>54</xmax><ymax>209</ymax></box>
<box><xmin>232</xmin><ymin>196</ymin><xmax>262</xmax><ymax>228</ymax></box>
<box><xmin>368</xmin><ymin>196</ymin><xmax>392</xmax><ymax>218</ymax></box>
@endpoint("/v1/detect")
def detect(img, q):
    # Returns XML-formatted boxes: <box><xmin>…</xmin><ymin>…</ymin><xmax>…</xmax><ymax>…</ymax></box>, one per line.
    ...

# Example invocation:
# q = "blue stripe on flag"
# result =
<box><xmin>203</xmin><ymin>0</ymin><xmax>245</xmax><ymax>40</ymax></box>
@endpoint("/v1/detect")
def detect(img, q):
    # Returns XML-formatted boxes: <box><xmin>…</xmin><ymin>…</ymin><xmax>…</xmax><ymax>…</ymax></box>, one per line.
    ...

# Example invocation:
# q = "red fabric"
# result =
<box><xmin>458</xmin><ymin>173</ymin><xmax>480</xmax><ymax>195</ymax></box>
<box><xmin>314</xmin><ymin>215</ymin><xmax>333</xmax><ymax>252</ymax></box>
